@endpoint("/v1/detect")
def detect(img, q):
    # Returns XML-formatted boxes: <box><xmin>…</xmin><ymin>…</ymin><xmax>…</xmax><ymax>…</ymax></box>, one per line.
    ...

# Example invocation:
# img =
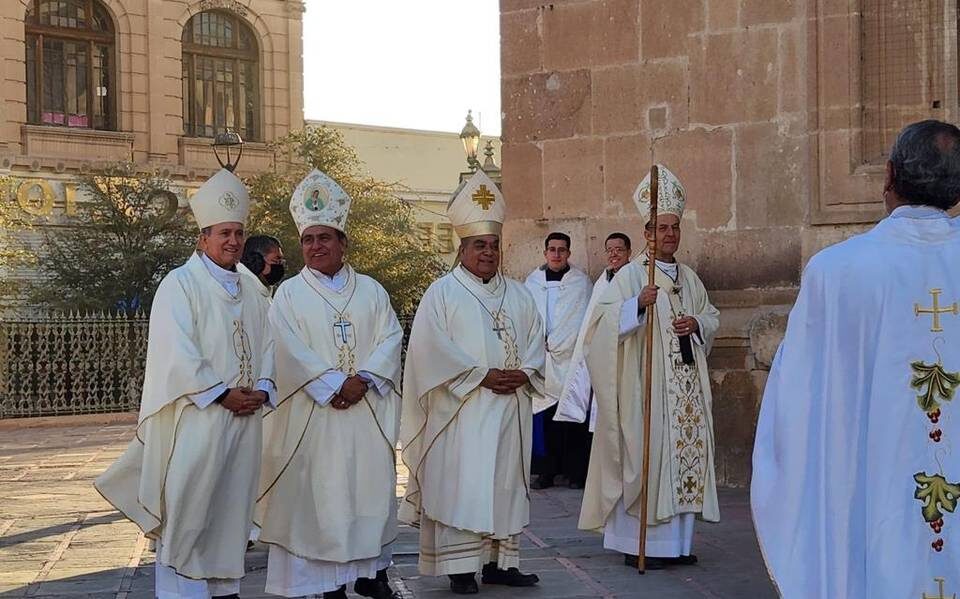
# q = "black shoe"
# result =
<box><xmin>323</xmin><ymin>585</ymin><xmax>348</xmax><ymax>599</ymax></box>
<box><xmin>212</xmin><ymin>595</ymin><xmax>239</xmax><ymax>599</ymax></box>
<box><xmin>530</xmin><ymin>475</ymin><xmax>554</xmax><ymax>490</ymax></box>
<box><xmin>666</xmin><ymin>554</ymin><xmax>698</xmax><ymax>566</ymax></box>
<box><xmin>623</xmin><ymin>554</ymin><xmax>666</xmax><ymax>570</ymax></box>
<box><xmin>449</xmin><ymin>573</ymin><xmax>479</xmax><ymax>594</ymax></box>
<box><xmin>481</xmin><ymin>562</ymin><xmax>539</xmax><ymax>586</ymax></box>
<box><xmin>355</xmin><ymin>568</ymin><xmax>401</xmax><ymax>599</ymax></box>
<box><xmin>246</xmin><ymin>540</ymin><xmax>255</xmax><ymax>551</ymax></box>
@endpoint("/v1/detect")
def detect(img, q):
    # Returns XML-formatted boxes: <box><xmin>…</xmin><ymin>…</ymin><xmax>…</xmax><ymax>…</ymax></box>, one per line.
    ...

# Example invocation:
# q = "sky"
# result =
<box><xmin>302</xmin><ymin>1</ymin><xmax>502</xmax><ymax>135</ymax></box>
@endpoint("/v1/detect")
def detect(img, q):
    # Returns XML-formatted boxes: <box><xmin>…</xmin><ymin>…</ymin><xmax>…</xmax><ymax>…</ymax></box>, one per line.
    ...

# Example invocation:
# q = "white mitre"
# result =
<box><xmin>189</xmin><ymin>168</ymin><xmax>250</xmax><ymax>229</ymax></box>
<box><xmin>633</xmin><ymin>164</ymin><xmax>686</xmax><ymax>221</ymax></box>
<box><xmin>447</xmin><ymin>169</ymin><xmax>505</xmax><ymax>238</ymax></box>
<box><xmin>289</xmin><ymin>169</ymin><xmax>352</xmax><ymax>235</ymax></box>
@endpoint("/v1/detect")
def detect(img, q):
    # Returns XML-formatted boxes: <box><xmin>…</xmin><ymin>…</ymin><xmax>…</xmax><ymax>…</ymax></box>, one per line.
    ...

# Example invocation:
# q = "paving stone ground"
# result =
<box><xmin>0</xmin><ymin>416</ymin><xmax>776</xmax><ymax>598</ymax></box>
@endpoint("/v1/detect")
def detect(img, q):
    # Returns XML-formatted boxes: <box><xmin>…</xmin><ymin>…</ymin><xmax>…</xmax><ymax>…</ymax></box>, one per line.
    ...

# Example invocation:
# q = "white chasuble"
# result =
<box><xmin>579</xmin><ymin>258</ymin><xmax>720</xmax><ymax>539</ymax></box>
<box><xmin>753</xmin><ymin>206</ymin><xmax>960</xmax><ymax>599</ymax></box>
<box><xmin>95</xmin><ymin>252</ymin><xmax>273</xmax><ymax>581</ymax></box>
<box><xmin>256</xmin><ymin>265</ymin><xmax>402</xmax><ymax>585</ymax></box>
<box><xmin>555</xmin><ymin>272</ymin><xmax>612</xmax><ymax>432</ymax></box>
<box><xmin>524</xmin><ymin>266</ymin><xmax>592</xmax><ymax>413</ymax></box>
<box><xmin>399</xmin><ymin>266</ymin><xmax>546</xmax><ymax>540</ymax></box>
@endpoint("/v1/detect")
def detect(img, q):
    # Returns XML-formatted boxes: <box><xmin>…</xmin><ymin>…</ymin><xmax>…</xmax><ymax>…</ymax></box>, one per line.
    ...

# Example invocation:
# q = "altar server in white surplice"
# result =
<box><xmin>399</xmin><ymin>170</ymin><xmax>546</xmax><ymax>595</ymax></box>
<box><xmin>95</xmin><ymin>168</ymin><xmax>276</xmax><ymax>599</ymax></box>
<box><xmin>753</xmin><ymin>120</ymin><xmax>960</xmax><ymax>599</ymax></box>
<box><xmin>579</xmin><ymin>166</ymin><xmax>720</xmax><ymax>571</ymax></box>
<box><xmin>256</xmin><ymin>170</ymin><xmax>403</xmax><ymax>599</ymax></box>
<box><xmin>524</xmin><ymin>232</ymin><xmax>592</xmax><ymax>489</ymax></box>
<box><xmin>555</xmin><ymin>232</ymin><xmax>634</xmax><ymax>433</ymax></box>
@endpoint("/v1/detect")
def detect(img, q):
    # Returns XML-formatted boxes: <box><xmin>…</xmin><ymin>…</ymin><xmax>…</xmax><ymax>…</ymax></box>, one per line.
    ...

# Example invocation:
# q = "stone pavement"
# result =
<box><xmin>0</xmin><ymin>417</ymin><xmax>776</xmax><ymax>598</ymax></box>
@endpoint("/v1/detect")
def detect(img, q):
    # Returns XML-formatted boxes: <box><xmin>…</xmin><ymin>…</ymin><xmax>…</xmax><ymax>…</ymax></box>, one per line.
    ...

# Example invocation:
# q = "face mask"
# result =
<box><xmin>264</xmin><ymin>263</ymin><xmax>285</xmax><ymax>286</ymax></box>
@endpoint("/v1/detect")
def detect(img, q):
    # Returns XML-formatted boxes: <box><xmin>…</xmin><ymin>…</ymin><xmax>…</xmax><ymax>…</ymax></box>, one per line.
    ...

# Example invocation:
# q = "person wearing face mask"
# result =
<box><xmin>239</xmin><ymin>235</ymin><xmax>286</xmax><ymax>296</ymax></box>
<box><xmin>399</xmin><ymin>170</ymin><xmax>546</xmax><ymax>595</ymax></box>
<box><xmin>95</xmin><ymin>168</ymin><xmax>276</xmax><ymax>599</ymax></box>
<box><xmin>255</xmin><ymin>170</ymin><xmax>404</xmax><ymax>599</ymax></box>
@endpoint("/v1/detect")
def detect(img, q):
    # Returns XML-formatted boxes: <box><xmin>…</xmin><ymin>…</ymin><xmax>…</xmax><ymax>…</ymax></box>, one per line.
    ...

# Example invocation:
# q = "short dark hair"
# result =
<box><xmin>241</xmin><ymin>235</ymin><xmax>282</xmax><ymax>274</ymax></box>
<box><xmin>605</xmin><ymin>232</ymin><xmax>631</xmax><ymax>249</ymax></box>
<box><xmin>544</xmin><ymin>232</ymin><xmax>571</xmax><ymax>250</ymax></box>
<box><xmin>889</xmin><ymin>119</ymin><xmax>960</xmax><ymax>210</ymax></box>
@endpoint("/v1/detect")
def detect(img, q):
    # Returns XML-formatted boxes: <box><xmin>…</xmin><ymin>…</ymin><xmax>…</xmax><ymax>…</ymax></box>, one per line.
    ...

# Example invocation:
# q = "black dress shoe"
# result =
<box><xmin>530</xmin><ymin>476</ymin><xmax>554</xmax><ymax>490</ymax></box>
<box><xmin>623</xmin><ymin>554</ymin><xmax>666</xmax><ymax>570</ymax></box>
<box><xmin>666</xmin><ymin>554</ymin><xmax>698</xmax><ymax>566</ymax></box>
<box><xmin>480</xmin><ymin>562</ymin><xmax>539</xmax><ymax>586</ymax></box>
<box><xmin>323</xmin><ymin>585</ymin><xmax>348</xmax><ymax>599</ymax></box>
<box><xmin>448</xmin><ymin>573</ymin><xmax>479</xmax><ymax>594</ymax></box>
<box><xmin>355</xmin><ymin>568</ymin><xmax>401</xmax><ymax>599</ymax></box>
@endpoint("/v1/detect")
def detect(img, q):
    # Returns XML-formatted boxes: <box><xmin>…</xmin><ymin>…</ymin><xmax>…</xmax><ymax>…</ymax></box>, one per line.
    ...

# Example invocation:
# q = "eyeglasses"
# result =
<box><xmin>605</xmin><ymin>247</ymin><xmax>628</xmax><ymax>255</ymax></box>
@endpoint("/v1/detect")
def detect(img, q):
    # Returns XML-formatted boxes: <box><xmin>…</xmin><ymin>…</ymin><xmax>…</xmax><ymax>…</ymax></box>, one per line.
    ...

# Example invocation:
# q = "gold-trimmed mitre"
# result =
<box><xmin>289</xmin><ymin>169</ymin><xmax>352</xmax><ymax>235</ymax></box>
<box><xmin>633</xmin><ymin>164</ymin><xmax>686</xmax><ymax>221</ymax></box>
<box><xmin>447</xmin><ymin>169</ymin><xmax>505</xmax><ymax>239</ymax></box>
<box><xmin>189</xmin><ymin>168</ymin><xmax>250</xmax><ymax>230</ymax></box>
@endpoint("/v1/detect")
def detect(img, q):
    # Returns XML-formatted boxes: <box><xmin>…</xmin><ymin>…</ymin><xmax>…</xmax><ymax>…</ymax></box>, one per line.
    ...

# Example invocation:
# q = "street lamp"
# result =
<box><xmin>212</xmin><ymin>129</ymin><xmax>244</xmax><ymax>172</ymax></box>
<box><xmin>459</xmin><ymin>110</ymin><xmax>481</xmax><ymax>171</ymax></box>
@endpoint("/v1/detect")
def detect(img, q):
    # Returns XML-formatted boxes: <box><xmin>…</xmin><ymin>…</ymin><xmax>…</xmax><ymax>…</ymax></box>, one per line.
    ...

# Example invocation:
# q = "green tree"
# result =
<box><xmin>30</xmin><ymin>165</ymin><xmax>197</xmax><ymax>312</ymax></box>
<box><xmin>247</xmin><ymin>126</ymin><xmax>446</xmax><ymax>314</ymax></box>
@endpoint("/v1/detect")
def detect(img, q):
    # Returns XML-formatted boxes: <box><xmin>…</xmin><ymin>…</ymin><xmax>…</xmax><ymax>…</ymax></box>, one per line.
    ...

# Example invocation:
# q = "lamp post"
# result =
<box><xmin>459</xmin><ymin>110</ymin><xmax>481</xmax><ymax>171</ymax></box>
<box><xmin>212</xmin><ymin>129</ymin><xmax>245</xmax><ymax>172</ymax></box>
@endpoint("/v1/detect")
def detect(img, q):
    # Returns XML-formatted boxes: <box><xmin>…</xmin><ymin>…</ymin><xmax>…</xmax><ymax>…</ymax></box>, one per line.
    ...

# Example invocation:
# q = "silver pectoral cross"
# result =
<box><xmin>333</xmin><ymin>319</ymin><xmax>352</xmax><ymax>344</ymax></box>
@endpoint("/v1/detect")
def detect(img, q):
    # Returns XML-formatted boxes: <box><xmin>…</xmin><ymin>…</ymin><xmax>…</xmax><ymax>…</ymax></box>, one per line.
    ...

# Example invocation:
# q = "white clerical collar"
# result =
<box><xmin>655</xmin><ymin>259</ymin><xmax>679</xmax><ymax>281</ymax></box>
<box><xmin>457</xmin><ymin>264</ymin><xmax>502</xmax><ymax>290</ymax></box>
<box><xmin>200</xmin><ymin>252</ymin><xmax>241</xmax><ymax>295</ymax></box>
<box><xmin>308</xmin><ymin>264</ymin><xmax>348</xmax><ymax>292</ymax></box>
<box><xmin>890</xmin><ymin>204</ymin><xmax>948</xmax><ymax>219</ymax></box>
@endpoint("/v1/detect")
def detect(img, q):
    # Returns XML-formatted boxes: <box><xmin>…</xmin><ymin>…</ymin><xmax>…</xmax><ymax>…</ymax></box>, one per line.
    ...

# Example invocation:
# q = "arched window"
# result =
<box><xmin>182</xmin><ymin>11</ymin><xmax>260</xmax><ymax>141</ymax></box>
<box><xmin>25</xmin><ymin>0</ymin><xmax>116</xmax><ymax>130</ymax></box>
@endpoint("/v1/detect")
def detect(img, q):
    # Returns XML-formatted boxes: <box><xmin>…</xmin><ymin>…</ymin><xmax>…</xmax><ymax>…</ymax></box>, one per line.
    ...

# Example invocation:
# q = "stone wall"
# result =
<box><xmin>0</xmin><ymin>0</ymin><xmax>304</xmax><ymax>181</ymax></box>
<box><xmin>499</xmin><ymin>0</ymin><xmax>945</xmax><ymax>485</ymax></box>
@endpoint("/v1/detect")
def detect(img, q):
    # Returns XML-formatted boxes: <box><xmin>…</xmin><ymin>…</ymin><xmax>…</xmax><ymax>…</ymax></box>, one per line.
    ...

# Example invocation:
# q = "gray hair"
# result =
<box><xmin>889</xmin><ymin>119</ymin><xmax>960</xmax><ymax>210</ymax></box>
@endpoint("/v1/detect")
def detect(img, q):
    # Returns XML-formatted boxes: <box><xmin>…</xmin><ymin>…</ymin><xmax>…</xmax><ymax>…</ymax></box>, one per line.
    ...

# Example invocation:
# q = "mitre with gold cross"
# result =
<box><xmin>447</xmin><ymin>169</ymin><xmax>505</xmax><ymax>238</ymax></box>
<box><xmin>189</xmin><ymin>168</ymin><xmax>250</xmax><ymax>230</ymax></box>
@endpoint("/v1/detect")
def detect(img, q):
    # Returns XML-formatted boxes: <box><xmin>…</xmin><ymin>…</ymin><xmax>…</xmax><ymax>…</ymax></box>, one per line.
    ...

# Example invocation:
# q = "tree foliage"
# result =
<box><xmin>30</xmin><ymin>166</ymin><xmax>197</xmax><ymax>312</ymax></box>
<box><xmin>248</xmin><ymin>126</ymin><xmax>446</xmax><ymax>314</ymax></box>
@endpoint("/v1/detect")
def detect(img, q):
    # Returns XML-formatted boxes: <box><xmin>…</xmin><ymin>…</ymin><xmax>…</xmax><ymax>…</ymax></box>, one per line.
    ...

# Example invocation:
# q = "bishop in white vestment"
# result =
<box><xmin>524</xmin><ymin>232</ymin><xmax>592</xmax><ymax>489</ymax></box>
<box><xmin>753</xmin><ymin>120</ymin><xmax>960</xmax><ymax>598</ymax></box>
<box><xmin>579</xmin><ymin>166</ymin><xmax>720</xmax><ymax>570</ymax></box>
<box><xmin>95</xmin><ymin>169</ymin><xmax>275</xmax><ymax>599</ymax></box>
<box><xmin>256</xmin><ymin>170</ymin><xmax>403</xmax><ymax>599</ymax></box>
<box><xmin>399</xmin><ymin>170</ymin><xmax>546</xmax><ymax>595</ymax></box>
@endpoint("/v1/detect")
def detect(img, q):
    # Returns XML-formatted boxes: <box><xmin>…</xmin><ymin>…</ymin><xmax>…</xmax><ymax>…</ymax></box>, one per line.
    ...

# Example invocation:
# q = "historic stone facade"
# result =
<box><xmin>0</xmin><ymin>0</ymin><xmax>304</xmax><ymax>192</ymax></box>
<box><xmin>499</xmin><ymin>0</ymin><xmax>952</xmax><ymax>484</ymax></box>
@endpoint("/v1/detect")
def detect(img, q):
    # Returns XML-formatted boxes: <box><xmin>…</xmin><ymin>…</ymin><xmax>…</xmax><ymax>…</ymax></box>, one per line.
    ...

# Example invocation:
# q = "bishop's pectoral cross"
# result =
<box><xmin>923</xmin><ymin>577</ymin><xmax>956</xmax><ymax>599</ymax></box>
<box><xmin>333</xmin><ymin>319</ymin><xmax>353</xmax><ymax>344</ymax></box>
<box><xmin>915</xmin><ymin>289</ymin><xmax>959</xmax><ymax>333</ymax></box>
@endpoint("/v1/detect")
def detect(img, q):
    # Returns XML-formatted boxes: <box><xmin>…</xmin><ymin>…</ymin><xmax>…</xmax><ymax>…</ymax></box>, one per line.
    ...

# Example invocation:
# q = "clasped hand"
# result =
<box><xmin>481</xmin><ymin>368</ymin><xmax>529</xmax><ymax>395</ymax></box>
<box><xmin>331</xmin><ymin>375</ymin><xmax>369</xmax><ymax>410</ymax></box>
<box><xmin>220</xmin><ymin>387</ymin><xmax>267</xmax><ymax>416</ymax></box>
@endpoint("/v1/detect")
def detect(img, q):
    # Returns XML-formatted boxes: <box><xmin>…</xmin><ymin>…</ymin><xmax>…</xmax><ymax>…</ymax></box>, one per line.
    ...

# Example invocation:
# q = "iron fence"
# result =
<box><xmin>0</xmin><ymin>311</ymin><xmax>415</xmax><ymax>418</ymax></box>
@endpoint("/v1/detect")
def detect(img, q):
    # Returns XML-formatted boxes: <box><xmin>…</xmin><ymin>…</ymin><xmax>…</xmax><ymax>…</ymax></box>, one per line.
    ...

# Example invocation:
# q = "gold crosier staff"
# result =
<box><xmin>638</xmin><ymin>164</ymin><xmax>658</xmax><ymax>574</ymax></box>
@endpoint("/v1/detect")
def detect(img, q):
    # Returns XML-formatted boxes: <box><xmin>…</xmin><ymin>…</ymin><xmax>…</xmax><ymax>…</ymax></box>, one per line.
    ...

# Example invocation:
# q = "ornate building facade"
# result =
<box><xmin>0</xmin><ymin>0</ymin><xmax>304</xmax><ymax>216</ymax></box>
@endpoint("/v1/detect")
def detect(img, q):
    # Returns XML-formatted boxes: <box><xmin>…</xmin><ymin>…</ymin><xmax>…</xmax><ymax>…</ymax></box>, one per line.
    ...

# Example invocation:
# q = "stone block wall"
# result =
<box><xmin>499</xmin><ymin>0</ymin><xmax>940</xmax><ymax>485</ymax></box>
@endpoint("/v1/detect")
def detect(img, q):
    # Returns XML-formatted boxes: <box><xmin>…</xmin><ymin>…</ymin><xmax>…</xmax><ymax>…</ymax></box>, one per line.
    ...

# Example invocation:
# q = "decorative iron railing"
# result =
<box><xmin>0</xmin><ymin>311</ymin><xmax>415</xmax><ymax>418</ymax></box>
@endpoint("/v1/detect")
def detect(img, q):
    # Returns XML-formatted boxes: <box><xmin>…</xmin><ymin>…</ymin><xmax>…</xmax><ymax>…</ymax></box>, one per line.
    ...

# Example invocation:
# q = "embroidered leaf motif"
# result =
<box><xmin>914</xmin><ymin>472</ymin><xmax>960</xmax><ymax>522</ymax></box>
<box><xmin>910</xmin><ymin>361</ymin><xmax>960</xmax><ymax>412</ymax></box>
